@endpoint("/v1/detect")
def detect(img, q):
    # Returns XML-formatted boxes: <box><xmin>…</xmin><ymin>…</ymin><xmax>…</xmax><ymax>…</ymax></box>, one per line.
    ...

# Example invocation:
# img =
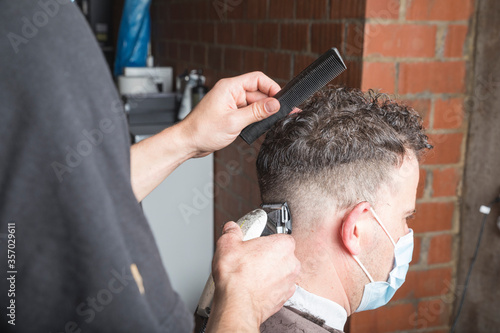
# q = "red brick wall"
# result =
<box><xmin>151</xmin><ymin>0</ymin><xmax>475</xmax><ymax>332</ymax></box>
<box><xmin>349</xmin><ymin>0</ymin><xmax>475</xmax><ymax>332</ymax></box>
<box><xmin>152</xmin><ymin>0</ymin><xmax>364</xmax><ymax>88</ymax></box>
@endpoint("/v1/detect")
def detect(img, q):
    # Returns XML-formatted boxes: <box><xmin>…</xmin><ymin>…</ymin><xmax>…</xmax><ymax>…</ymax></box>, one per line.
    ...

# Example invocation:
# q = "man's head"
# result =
<box><xmin>256</xmin><ymin>86</ymin><xmax>432</xmax><ymax>314</ymax></box>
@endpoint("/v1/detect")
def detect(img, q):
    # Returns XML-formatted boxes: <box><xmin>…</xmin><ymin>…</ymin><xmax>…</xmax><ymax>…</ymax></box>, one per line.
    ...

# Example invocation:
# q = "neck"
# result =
<box><xmin>293</xmin><ymin>231</ymin><xmax>355</xmax><ymax>316</ymax></box>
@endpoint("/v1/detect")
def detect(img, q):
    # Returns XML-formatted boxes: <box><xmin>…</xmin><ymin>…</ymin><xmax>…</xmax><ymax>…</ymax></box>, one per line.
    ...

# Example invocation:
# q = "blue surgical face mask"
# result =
<box><xmin>352</xmin><ymin>207</ymin><xmax>414</xmax><ymax>312</ymax></box>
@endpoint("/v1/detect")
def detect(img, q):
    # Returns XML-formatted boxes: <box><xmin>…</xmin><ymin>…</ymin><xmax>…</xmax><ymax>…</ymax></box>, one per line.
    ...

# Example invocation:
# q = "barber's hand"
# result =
<box><xmin>206</xmin><ymin>222</ymin><xmax>300</xmax><ymax>332</ymax></box>
<box><xmin>179</xmin><ymin>72</ymin><xmax>281</xmax><ymax>158</ymax></box>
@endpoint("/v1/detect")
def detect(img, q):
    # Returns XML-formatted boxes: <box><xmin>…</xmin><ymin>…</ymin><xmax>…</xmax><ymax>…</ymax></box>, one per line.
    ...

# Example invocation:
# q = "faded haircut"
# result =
<box><xmin>256</xmin><ymin>86</ymin><xmax>432</xmax><ymax>219</ymax></box>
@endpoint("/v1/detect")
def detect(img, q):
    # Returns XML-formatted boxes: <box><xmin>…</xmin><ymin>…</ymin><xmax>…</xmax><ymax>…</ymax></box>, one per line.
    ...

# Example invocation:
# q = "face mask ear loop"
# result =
<box><xmin>352</xmin><ymin>255</ymin><xmax>375</xmax><ymax>283</ymax></box>
<box><xmin>369</xmin><ymin>207</ymin><xmax>396</xmax><ymax>247</ymax></box>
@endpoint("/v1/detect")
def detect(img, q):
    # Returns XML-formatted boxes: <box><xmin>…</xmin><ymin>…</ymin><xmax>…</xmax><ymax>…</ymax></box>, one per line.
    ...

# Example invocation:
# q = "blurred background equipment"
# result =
<box><xmin>74</xmin><ymin>0</ymin><xmax>115</xmax><ymax>69</ymax></box>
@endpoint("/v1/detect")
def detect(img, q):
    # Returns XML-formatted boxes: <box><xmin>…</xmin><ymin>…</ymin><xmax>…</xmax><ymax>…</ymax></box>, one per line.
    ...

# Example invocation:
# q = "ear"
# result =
<box><xmin>341</xmin><ymin>202</ymin><xmax>372</xmax><ymax>256</ymax></box>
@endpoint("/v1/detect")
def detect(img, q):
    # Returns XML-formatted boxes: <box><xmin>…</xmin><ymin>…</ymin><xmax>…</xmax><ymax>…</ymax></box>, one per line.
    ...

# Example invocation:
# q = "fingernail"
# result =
<box><xmin>264</xmin><ymin>99</ymin><xmax>280</xmax><ymax>113</ymax></box>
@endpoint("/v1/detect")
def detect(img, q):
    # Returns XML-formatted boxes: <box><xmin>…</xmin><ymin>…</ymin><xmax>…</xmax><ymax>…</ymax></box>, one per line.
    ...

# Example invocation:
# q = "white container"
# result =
<box><xmin>117</xmin><ymin>76</ymin><xmax>158</xmax><ymax>95</ymax></box>
<box><xmin>124</xmin><ymin>67</ymin><xmax>173</xmax><ymax>93</ymax></box>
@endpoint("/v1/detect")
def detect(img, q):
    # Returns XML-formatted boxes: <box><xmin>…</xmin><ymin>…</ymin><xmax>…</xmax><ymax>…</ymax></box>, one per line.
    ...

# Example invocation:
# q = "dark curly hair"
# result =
<box><xmin>256</xmin><ymin>86</ymin><xmax>432</xmax><ymax>219</ymax></box>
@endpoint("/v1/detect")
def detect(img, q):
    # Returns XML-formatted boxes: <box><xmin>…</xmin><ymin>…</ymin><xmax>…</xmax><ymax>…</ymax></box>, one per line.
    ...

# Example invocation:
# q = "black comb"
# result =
<box><xmin>240</xmin><ymin>47</ymin><xmax>347</xmax><ymax>145</ymax></box>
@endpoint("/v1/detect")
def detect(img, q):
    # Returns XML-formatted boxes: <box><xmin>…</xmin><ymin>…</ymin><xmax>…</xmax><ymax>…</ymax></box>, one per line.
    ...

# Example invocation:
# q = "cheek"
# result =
<box><xmin>364</xmin><ymin>233</ymin><xmax>396</xmax><ymax>282</ymax></box>
<box><xmin>375</xmin><ymin>242</ymin><xmax>396</xmax><ymax>281</ymax></box>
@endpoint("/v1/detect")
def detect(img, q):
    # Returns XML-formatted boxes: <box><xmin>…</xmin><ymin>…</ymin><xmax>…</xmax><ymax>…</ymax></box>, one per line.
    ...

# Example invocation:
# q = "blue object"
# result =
<box><xmin>114</xmin><ymin>0</ymin><xmax>152</xmax><ymax>76</ymax></box>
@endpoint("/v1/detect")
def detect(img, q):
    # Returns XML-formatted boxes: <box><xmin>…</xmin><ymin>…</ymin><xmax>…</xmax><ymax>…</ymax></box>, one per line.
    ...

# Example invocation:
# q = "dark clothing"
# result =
<box><xmin>261</xmin><ymin>307</ymin><xmax>344</xmax><ymax>333</ymax></box>
<box><xmin>0</xmin><ymin>1</ymin><xmax>193</xmax><ymax>332</ymax></box>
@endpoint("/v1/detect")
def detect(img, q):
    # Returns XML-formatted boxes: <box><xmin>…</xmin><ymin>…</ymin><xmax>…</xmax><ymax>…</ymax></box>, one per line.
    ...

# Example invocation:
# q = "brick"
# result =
<box><xmin>403</xmin><ymin>99</ymin><xmax>431</xmax><ymax>128</ymax></box>
<box><xmin>296</xmin><ymin>0</ymin><xmax>328</xmax><ymax>19</ymax></box>
<box><xmin>345</xmin><ymin>23</ymin><xmax>364</xmax><ymax>57</ymax></box>
<box><xmin>433</xmin><ymin>167</ymin><xmax>460</xmax><ymax>197</ymax></box>
<box><xmin>407</xmin><ymin>0</ymin><xmax>474</xmax><ymax>21</ymax></box>
<box><xmin>267</xmin><ymin>53</ymin><xmax>292</xmax><ymax>81</ymax></box>
<box><xmin>415</xmin><ymin>299</ymin><xmax>451</xmax><ymax>329</ymax></box>
<box><xmin>186</xmin><ymin>22</ymin><xmax>200</xmax><ymax>42</ymax></box>
<box><xmin>169</xmin><ymin>2</ymin><xmax>190</xmax><ymax>21</ymax></box>
<box><xmin>364</xmin><ymin>24</ymin><xmax>437</xmax><ymax>58</ymax></box>
<box><xmin>152</xmin><ymin>21</ymin><xmax>166</xmax><ymax>43</ymax></box>
<box><xmin>234</xmin><ymin>23</ymin><xmax>254</xmax><ymax>47</ymax></box>
<box><xmin>224</xmin><ymin>48</ymin><xmax>244</xmax><ymax>73</ymax></box>
<box><xmin>179</xmin><ymin>43</ymin><xmax>191</xmax><ymax>62</ymax></box>
<box><xmin>208</xmin><ymin>47</ymin><xmax>223</xmax><ymax>70</ymax></box>
<box><xmin>413</xmin><ymin>235</ymin><xmax>422</xmax><ymax>263</ymax></box>
<box><xmin>417</xmin><ymin>168</ymin><xmax>426</xmax><ymax>199</ymax></box>
<box><xmin>226</xmin><ymin>0</ymin><xmax>245</xmax><ymax>20</ymax></box>
<box><xmin>342</xmin><ymin>59</ymin><xmax>363</xmax><ymax>88</ymax></box>
<box><xmin>434</xmin><ymin>97</ymin><xmax>464</xmax><ymax>129</ymax></box>
<box><xmin>331</xmin><ymin>0</ymin><xmax>366</xmax><ymax>19</ymax></box>
<box><xmin>281</xmin><ymin>23</ymin><xmax>309</xmax><ymax>52</ymax></box>
<box><xmin>361</xmin><ymin>62</ymin><xmax>396</xmax><ymax>94</ymax></box>
<box><xmin>246</xmin><ymin>0</ymin><xmax>267</xmax><ymax>19</ymax></box>
<box><xmin>269</xmin><ymin>0</ymin><xmax>294</xmax><ymax>19</ymax></box>
<box><xmin>412</xmin><ymin>268</ymin><xmax>452</xmax><ymax>298</ymax></box>
<box><xmin>255</xmin><ymin>23</ymin><xmax>279</xmax><ymax>49</ymax></box>
<box><xmin>413</xmin><ymin>202</ymin><xmax>454</xmax><ymax>233</ymax></box>
<box><xmin>311</xmin><ymin>23</ymin><xmax>343</xmax><ymax>54</ymax></box>
<box><xmin>428</xmin><ymin>234</ymin><xmax>453</xmax><ymax>264</ymax></box>
<box><xmin>200</xmin><ymin>23</ymin><xmax>215</xmax><ymax>44</ymax></box>
<box><xmin>350</xmin><ymin>302</ymin><xmax>416</xmax><ymax>332</ymax></box>
<box><xmin>202</xmin><ymin>68</ymin><xmax>220</xmax><ymax>88</ymax></box>
<box><xmin>193</xmin><ymin>1</ymin><xmax>208</xmax><ymax>20</ymax></box>
<box><xmin>399</xmin><ymin>61</ymin><xmax>466</xmax><ymax>94</ymax></box>
<box><xmin>171</xmin><ymin>22</ymin><xmax>186</xmax><ymax>41</ymax></box>
<box><xmin>216</xmin><ymin>23</ymin><xmax>233</xmax><ymax>45</ymax></box>
<box><xmin>423</xmin><ymin>133</ymin><xmax>463</xmax><ymax>165</ymax></box>
<box><xmin>366</xmin><ymin>0</ymin><xmax>400</xmax><ymax>19</ymax></box>
<box><xmin>154</xmin><ymin>40</ymin><xmax>167</xmax><ymax>62</ymax></box>
<box><xmin>207</xmin><ymin>0</ymin><xmax>222</xmax><ymax>20</ymax></box>
<box><xmin>393</xmin><ymin>268</ymin><xmax>452</xmax><ymax>300</ymax></box>
<box><xmin>163</xmin><ymin>22</ymin><xmax>174</xmax><ymax>40</ymax></box>
<box><xmin>192</xmin><ymin>45</ymin><xmax>206</xmax><ymax>67</ymax></box>
<box><xmin>167</xmin><ymin>42</ymin><xmax>178</xmax><ymax>60</ymax></box>
<box><xmin>243</xmin><ymin>51</ymin><xmax>266</xmax><ymax>73</ymax></box>
<box><xmin>150</xmin><ymin>2</ymin><xmax>166</xmax><ymax>22</ymax></box>
<box><xmin>445</xmin><ymin>25</ymin><xmax>468</xmax><ymax>57</ymax></box>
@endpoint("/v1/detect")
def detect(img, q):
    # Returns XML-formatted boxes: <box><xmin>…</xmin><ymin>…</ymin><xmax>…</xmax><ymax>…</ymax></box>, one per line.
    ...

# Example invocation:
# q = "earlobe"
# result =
<box><xmin>341</xmin><ymin>202</ymin><xmax>372</xmax><ymax>256</ymax></box>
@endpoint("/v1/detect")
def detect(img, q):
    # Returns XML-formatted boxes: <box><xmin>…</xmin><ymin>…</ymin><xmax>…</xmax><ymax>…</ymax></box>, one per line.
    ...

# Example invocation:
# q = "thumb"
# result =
<box><xmin>236</xmin><ymin>97</ymin><xmax>280</xmax><ymax>129</ymax></box>
<box><xmin>222</xmin><ymin>221</ymin><xmax>243</xmax><ymax>239</ymax></box>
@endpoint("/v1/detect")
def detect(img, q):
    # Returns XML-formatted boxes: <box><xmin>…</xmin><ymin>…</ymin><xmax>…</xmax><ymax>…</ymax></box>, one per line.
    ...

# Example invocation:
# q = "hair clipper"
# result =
<box><xmin>194</xmin><ymin>203</ymin><xmax>292</xmax><ymax>332</ymax></box>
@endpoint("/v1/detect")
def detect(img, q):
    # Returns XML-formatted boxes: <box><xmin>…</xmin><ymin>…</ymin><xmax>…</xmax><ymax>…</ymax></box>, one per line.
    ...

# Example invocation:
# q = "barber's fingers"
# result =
<box><xmin>231</xmin><ymin>97</ymin><xmax>281</xmax><ymax>130</ymax></box>
<box><xmin>222</xmin><ymin>221</ymin><xmax>242</xmax><ymax>237</ymax></box>
<box><xmin>246</xmin><ymin>90</ymin><xmax>273</xmax><ymax>105</ymax></box>
<box><xmin>217</xmin><ymin>221</ymin><xmax>244</xmax><ymax>248</ymax></box>
<box><xmin>231</xmin><ymin>71</ymin><xmax>281</xmax><ymax>97</ymax></box>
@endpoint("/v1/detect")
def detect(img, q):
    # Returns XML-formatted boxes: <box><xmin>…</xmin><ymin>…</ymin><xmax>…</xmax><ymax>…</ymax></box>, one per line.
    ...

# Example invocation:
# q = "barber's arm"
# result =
<box><xmin>206</xmin><ymin>222</ymin><xmax>301</xmax><ymax>332</ymax></box>
<box><xmin>130</xmin><ymin>71</ymin><xmax>281</xmax><ymax>202</ymax></box>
